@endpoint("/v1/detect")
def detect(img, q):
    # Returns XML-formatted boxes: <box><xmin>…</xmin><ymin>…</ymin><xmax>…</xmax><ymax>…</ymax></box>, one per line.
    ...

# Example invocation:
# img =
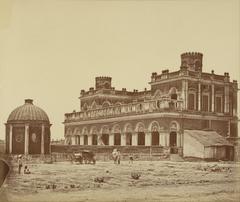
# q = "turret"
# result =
<box><xmin>95</xmin><ymin>76</ymin><xmax>112</xmax><ymax>90</ymax></box>
<box><xmin>181</xmin><ymin>52</ymin><xmax>203</xmax><ymax>72</ymax></box>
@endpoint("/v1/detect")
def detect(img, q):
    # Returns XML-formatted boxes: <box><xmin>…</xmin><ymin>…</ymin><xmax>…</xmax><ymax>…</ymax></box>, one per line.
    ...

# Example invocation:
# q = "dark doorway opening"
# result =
<box><xmin>84</xmin><ymin>135</ymin><xmax>88</xmax><ymax>145</ymax></box>
<box><xmin>101</xmin><ymin>134</ymin><xmax>109</xmax><ymax>145</ymax></box>
<box><xmin>92</xmin><ymin>134</ymin><xmax>98</xmax><ymax>145</ymax></box>
<box><xmin>138</xmin><ymin>132</ymin><xmax>145</xmax><ymax>146</ymax></box>
<box><xmin>226</xmin><ymin>146</ymin><xmax>233</xmax><ymax>161</ymax></box>
<box><xmin>126</xmin><ymin>133</ymin><xmax>132</xmax><ymax>145</ymax></box>
<box><xmin>76</xmin><ymin>136</ymin><xmax>80</xmax><ymax>145</ymax></box>
<box><xmin>152</xmin><ymin>132</ymin><xmax>159</xmax><ymax>146</ymax></box>
<box><xmin>114</xmin><ymin>133</ymin><xmax>121</xmax><ymax>145</ymax></box>
<box><xmin>169</xmin><ymin>132</ymin><xmax>177</xmax><ymax>154</ymax></box>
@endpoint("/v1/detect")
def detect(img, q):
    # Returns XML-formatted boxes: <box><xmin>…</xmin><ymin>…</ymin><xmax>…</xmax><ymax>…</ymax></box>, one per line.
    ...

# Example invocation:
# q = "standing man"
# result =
<box><xmin>18</xmin><ymin>155</ymin><xmax>23</xmax><ymax>174</ymax></box>
<box><xmin>117</xmin><ymin>150</ymin><xmax>121</xmax><ymax>164</ymax></box>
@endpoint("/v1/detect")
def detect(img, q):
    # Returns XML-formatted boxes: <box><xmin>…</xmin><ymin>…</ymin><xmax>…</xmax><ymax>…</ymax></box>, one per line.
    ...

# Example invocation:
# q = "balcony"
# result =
<box><xmin>64</xmin><ymin>99</ymin><xmax>184</xmax><ymax>122</ymax></box>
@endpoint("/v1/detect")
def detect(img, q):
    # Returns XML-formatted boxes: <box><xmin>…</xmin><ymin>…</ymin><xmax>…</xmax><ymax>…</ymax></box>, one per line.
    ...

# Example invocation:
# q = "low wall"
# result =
<box><xmin>50</xmin><ymin>145</ymin><xmax>170</xmax><ymax>161</ymax></box>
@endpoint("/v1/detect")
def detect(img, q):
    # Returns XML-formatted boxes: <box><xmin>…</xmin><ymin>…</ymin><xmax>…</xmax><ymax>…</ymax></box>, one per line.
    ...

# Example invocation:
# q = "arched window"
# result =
<box><xmin>83</xmin><ymin>103</ymin><xmax>88</xmax><ymax>111</ymax></box>
<box><xmin>102</xmin><ymin>101</ymin><xmax>111</xmax><ymax>108</ymax></box>
<box><xmin>91</xmin><ymin>101</ymin><xmax>97</xmax><ymax>109</ymax></box>
<box><xmin>169</xmin><ymin>87</ymin><xmax>177</xmax><ymax>100</ymax></box>
<box><xmin>104</xmin><ymin>82</ymin><xmax>110</xmax><ymax>89</ymax></box>
<box><xmin>171</xmin><ymin>94</ymin><xmax>177</xmax><ymax>100</ymax></box>
<box><xmin>188</xmin><ymin>88</ymin><xmax>197</xmax><ymax>110</ymax></box>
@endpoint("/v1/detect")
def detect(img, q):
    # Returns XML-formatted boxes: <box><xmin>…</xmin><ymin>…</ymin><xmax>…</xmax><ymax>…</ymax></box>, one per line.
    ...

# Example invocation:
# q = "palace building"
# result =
<box><xmin>63</xmin><ymin>52</ymin><xmax>238</xmax><ymax>160</ymax></box>
<box><xmin>5</xmin><ymin>99</ymin><xmax>51</xmax><ymax>155</ymax></box>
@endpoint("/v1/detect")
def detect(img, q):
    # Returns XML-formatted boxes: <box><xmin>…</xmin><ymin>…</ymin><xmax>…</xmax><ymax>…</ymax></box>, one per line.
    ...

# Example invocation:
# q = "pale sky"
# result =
<box><xmin>0</xmin><ymin>0</ymin><xmax>239</xmax><ymax>140</ymax></box>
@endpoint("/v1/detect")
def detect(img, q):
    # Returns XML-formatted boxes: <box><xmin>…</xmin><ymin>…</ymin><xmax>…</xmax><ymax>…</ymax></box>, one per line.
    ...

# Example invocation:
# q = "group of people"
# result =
<box><xmin>112</xmin><ymin>149</ymin><xmax>134</xmax><ymax>164</ymax></box>
<box><xmin>17</xmin><ymin>155</ymin><xmax>31</xmax><ymax>174</ymax></box>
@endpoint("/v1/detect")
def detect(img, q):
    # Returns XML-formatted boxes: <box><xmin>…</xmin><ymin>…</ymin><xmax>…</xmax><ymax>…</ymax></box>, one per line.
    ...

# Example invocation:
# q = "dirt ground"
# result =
<box><xmin>2</xmin><ymin>160</ymin><xmax>240</xmax><ymax>202</ymax></box>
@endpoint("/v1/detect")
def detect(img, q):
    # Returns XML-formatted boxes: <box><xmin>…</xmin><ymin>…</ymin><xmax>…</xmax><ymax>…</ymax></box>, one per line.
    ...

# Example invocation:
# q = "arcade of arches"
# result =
<box><xmin>65</xmin><ymin>121</ymin><xmax>183</xmax><ymax>149</ymax></box>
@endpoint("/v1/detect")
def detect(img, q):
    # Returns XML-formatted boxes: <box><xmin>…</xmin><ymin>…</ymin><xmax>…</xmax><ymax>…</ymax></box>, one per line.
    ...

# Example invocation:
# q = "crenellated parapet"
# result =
<box><xmin>95</xmin><ymin>76</ymin><xmax>112</xmax><ymax>90</ymax></box>
<box><xmin>181</xmin><ymin>52</ymin><xmax>203</xmax><ymax>72</ymax></box>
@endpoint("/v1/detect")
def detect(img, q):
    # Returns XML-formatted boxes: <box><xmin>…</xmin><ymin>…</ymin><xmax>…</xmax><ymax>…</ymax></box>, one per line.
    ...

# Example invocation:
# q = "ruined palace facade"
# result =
<box><xmin>63</xmin><ymin>52</ymin><xmax>238</xmax><ymax>158</ymax></box>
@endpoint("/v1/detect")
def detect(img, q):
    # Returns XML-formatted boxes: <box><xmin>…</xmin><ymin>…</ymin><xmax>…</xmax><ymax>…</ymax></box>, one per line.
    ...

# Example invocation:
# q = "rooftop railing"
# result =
<box><xmin>64</xmin><ymin>99</ymin><xmax>184</xmax><ymax>122</ymax></box>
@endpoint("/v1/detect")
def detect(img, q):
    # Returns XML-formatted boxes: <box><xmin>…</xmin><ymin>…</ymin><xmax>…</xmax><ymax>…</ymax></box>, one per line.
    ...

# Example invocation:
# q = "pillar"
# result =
<box><xmin>211</xmin><ymin>84</ymin><xmax>215</xmax><ymax>112</ymax></box>
<box><xmin>177</xmin><ymin>133</ymin><xmax>181</xmax><ymax>147</ymax></box>
<box><xmin>24</xmin><ymin>124</ymin><xmax>29</xmax><ymax>155</ymax></box>
<box><xmin>145</xmin><ymin>132</ymin><xmax>151</xmax><ymax>146</ymax></box>
<box><xmin>165</xmin><ymin>132</ymin><xmax>169</xmax><ymax>147</ymax></box>
<box><xmin>185</xmin><ymin>81</ymin><xmax>188</xmax><ymax>109</ymax></box>
<box><xmin>88</xmin><ymin>135</ymin><xmax>92</xmax><ymax>145</ymax></box>
<box><xmin>132</xmin><ymin>132</ymin><xmax>138</xmax><ymax>146</ymax></box>
<box><xmin>159</xmin><ymin>133</ymin><xmax>165</xmax><ymax>146</ymax></box>
<box><xmin>109</xmin><ymin>133</ymin><xmax>114</xmax><ymax>146</ymax></box>
<box><xmin>224</xmin><ymin>84</ymin><xmax>230</xmax><ymax>113</ymax></box>
<box><xmin>121</xmin><ymin>133</ymin><xmax>126</xmax><ymax>146</ymax></box>
<box><xmin>227</xmin><ymin>120</ymin><xmax>231</xmax><ymax>137</ymax></box>
<box><xmin>71</xmin><ymin>136</ymin><xmax>76</xmax><ymax>145</ymax></box>
<box><xmin>41</xmin><ymin>124</ymin><xmax>45</xmax><ymax>154</ymax></box>
<box><xmin>182</xmin><ymin>80</ymin><xmax>188</xmax><ymax>110</ymax></box>
<box><xmin>198</xmin><ymin>82</ymin><xmax>201</xmax><ymax>111</ymax></box>
<box><xmin>9</xmin><ymin>124</ymin><xmax>13</xmax><ymax>154</ymax></box>
<box><xmin>80</xmin><ymin>135</ymin><xmax>84</xmax><ymax>145</ymax></box>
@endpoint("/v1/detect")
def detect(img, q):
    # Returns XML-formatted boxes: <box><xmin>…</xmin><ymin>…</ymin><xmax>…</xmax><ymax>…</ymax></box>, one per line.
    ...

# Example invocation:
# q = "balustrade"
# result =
<box><xmin>65</xmin><ymin>99</ymin><xmax>183</xmax><ymax>122</ymax></box>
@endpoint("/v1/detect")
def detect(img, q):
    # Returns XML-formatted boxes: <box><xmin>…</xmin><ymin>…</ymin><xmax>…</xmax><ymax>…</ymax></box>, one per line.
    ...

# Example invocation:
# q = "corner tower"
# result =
<box><xmin>95</xmin><ymin>76</ymin><xmax>112</xmax><ymax>90</ymax></box>
<box><xmin>181</xmin><ymin>52</ymin><xmax>203</xmax><ymax>72</ymax></box>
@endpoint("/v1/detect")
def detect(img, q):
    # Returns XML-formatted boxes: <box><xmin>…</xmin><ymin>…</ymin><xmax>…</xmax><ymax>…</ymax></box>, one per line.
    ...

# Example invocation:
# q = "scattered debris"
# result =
<box><xmin>197</xmin><ymin>164</ymin><xmax>232</xmax><ymax>173</ymax></box>
<box><xmin>131</xmin><ymin>172</ymin><xmax>141</xmax><ymax>180</ymax></box>
<box><xmin>45</xmin><ymin>184</ymin><xmax>57</xmax><ymax>189</ymax></box>
<box><xmin>94</xmin><ymin>177</ymin><xmax>105</xmax><ymax>183</ymax></box>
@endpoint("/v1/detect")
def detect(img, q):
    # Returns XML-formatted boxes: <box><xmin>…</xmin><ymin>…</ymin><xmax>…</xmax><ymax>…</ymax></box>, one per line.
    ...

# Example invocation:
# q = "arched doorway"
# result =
<box><xmin>169</xmin><ymin>132</ymin><xmax>177</xmax><ymax>154</ymax></box>
<box><xmin>84</xmin><ymin>135</ymin><xmax>88</xmax><ymax>145</ymax></box>
<box><xmin>114</xmin><ymin>133</ymin><xmax>121</xmax><ymax>145</ymax></box>
<box><xmin>138</xmin><ymin>132</ymin><xmax>145</xmax><ymax>145</ymax></box>
<box><xmin>152</xmin><ymin>131</ymin><xmax>159</xmax><ymax>146</ymax></box>
<box><xmin>126</xmin><ymin>133</ymin><xmax>132</xmax><ymax>145</ymax></box>
<box><xmin>101</xmin><ymin>134</ymin><xmax>109</xmax><ymax>145</ymax></box>
<box><xmin>92</xmin><ymin>134</ymin><xmax>98</xmax><ymax>145</ymax></box>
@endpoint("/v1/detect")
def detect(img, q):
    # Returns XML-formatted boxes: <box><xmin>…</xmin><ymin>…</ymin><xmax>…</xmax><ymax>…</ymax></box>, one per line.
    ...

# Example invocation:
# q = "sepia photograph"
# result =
<box><xmin>0</xmin><ymin>0</ymin><xmax>239</xmax><ymax>201</ymax></box>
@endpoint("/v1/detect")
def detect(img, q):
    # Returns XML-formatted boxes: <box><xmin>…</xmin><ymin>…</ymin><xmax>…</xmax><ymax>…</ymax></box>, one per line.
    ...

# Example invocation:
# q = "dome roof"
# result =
<box><xmin>7</xmin><ymin>99</ymin><xmax>50</xmax><ymax>123</ymax></box>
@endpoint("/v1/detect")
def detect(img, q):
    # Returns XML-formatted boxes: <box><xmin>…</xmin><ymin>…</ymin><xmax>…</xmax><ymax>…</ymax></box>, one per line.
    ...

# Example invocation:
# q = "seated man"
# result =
<box><xmin>129</xmin><ymin>154</ymin><xmax>134</xmax><ymax>164</ymax></box>
<box><xmin>24</xmin><ymin>166</ymin><xmax>31</xmax><ymax>174</ymax></box>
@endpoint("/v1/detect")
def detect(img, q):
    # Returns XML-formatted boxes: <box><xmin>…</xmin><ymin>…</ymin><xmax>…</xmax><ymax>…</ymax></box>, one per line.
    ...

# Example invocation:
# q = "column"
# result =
<box><xmin>227</xmin><ymin>120</ymin><xmax>231</xmax><ymax>137</ymax></box>
<box><xmin>88</xmin><ymin>135</ymin><xmax>92</xmax><ymax>145</ymax></box>
<box><xmin>198</xmin><ymin>82</ymin><xmax>201</xmax><ymax>111</ymax></box>
<box><xmin>132</xmin><ymin>132</ymin><xmax>138</xmax><ymax>146</ymax></box>
<box><xmin>41</xmin><ymin>124</ymin><xmax>45</xmax><ymax>154</ymax></box>
<box><xmin>224</xmin><ymin>84</ymin><xmax>230</xmax><ymax>113</ymax></box>
<box><xmin>80</xmin><ymin>135</ymin><xmax>84</xmax><ymax>145</ymax></box>
<box><xmin>182</xmin><ymin>80</ymin><xmax>188</xmax><ymax>110</ymax></box>
<box><xmin>71</xmin><ymin>136</ymin><xmax>76</xmax><ymax>145</ymax></box>
<box><xmin>145</xmin><ymin>132</ymin><xmax>151</xmax><ymax>146</ymax></box>
<box><xmin>97</xmin><ymin>135</ymin><xmax>101</xmax><ymax>145</ymax></box>
<box><xmin>9</xmin><ymin>124</ymin><xmax>13</xmax><ymax>154</ymax></box>
<box><xmin>177</xmin><ymin>133</ymin><xmax>181</xmax><ymax>147</ymax></box>
<box><xmin>211</xmin><ymin>84</ymin><xmax>215</xmax><ymax>112</ymax></box>
<box><xmin>109</xmin><ymin>133</ymin><xmax>114</xmax><ymax>146</ymax></box>
<box><xmin>121</xmin><ymin>133</ymin><xmax>126</xmax><ymax>146</ymax></box>
<box><xmin>24</xmin><ymin>124</ymin><xmax>29</xmax><ymax>155</ymax></box>
<box><xmin>165</xmin><ymin>132</ymin><xmax>169</xmax><ymax>147</ymax></box>
<box><xmin>159</xmin><ymin>133</ymin><xmax>165</xmax><ymax>146</ymax></box>
<box><xmin>185</xmin><ymin>81</ymin><xmax>188</xmax><ymax>110</ymax></box>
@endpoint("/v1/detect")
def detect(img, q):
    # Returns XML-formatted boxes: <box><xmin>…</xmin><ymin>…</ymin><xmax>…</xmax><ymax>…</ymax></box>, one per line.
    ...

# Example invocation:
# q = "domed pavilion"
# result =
<box><xmin>5</xmin><ymin>99</ymin><xmax>51</xmax><ymax>155</ymax></box>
